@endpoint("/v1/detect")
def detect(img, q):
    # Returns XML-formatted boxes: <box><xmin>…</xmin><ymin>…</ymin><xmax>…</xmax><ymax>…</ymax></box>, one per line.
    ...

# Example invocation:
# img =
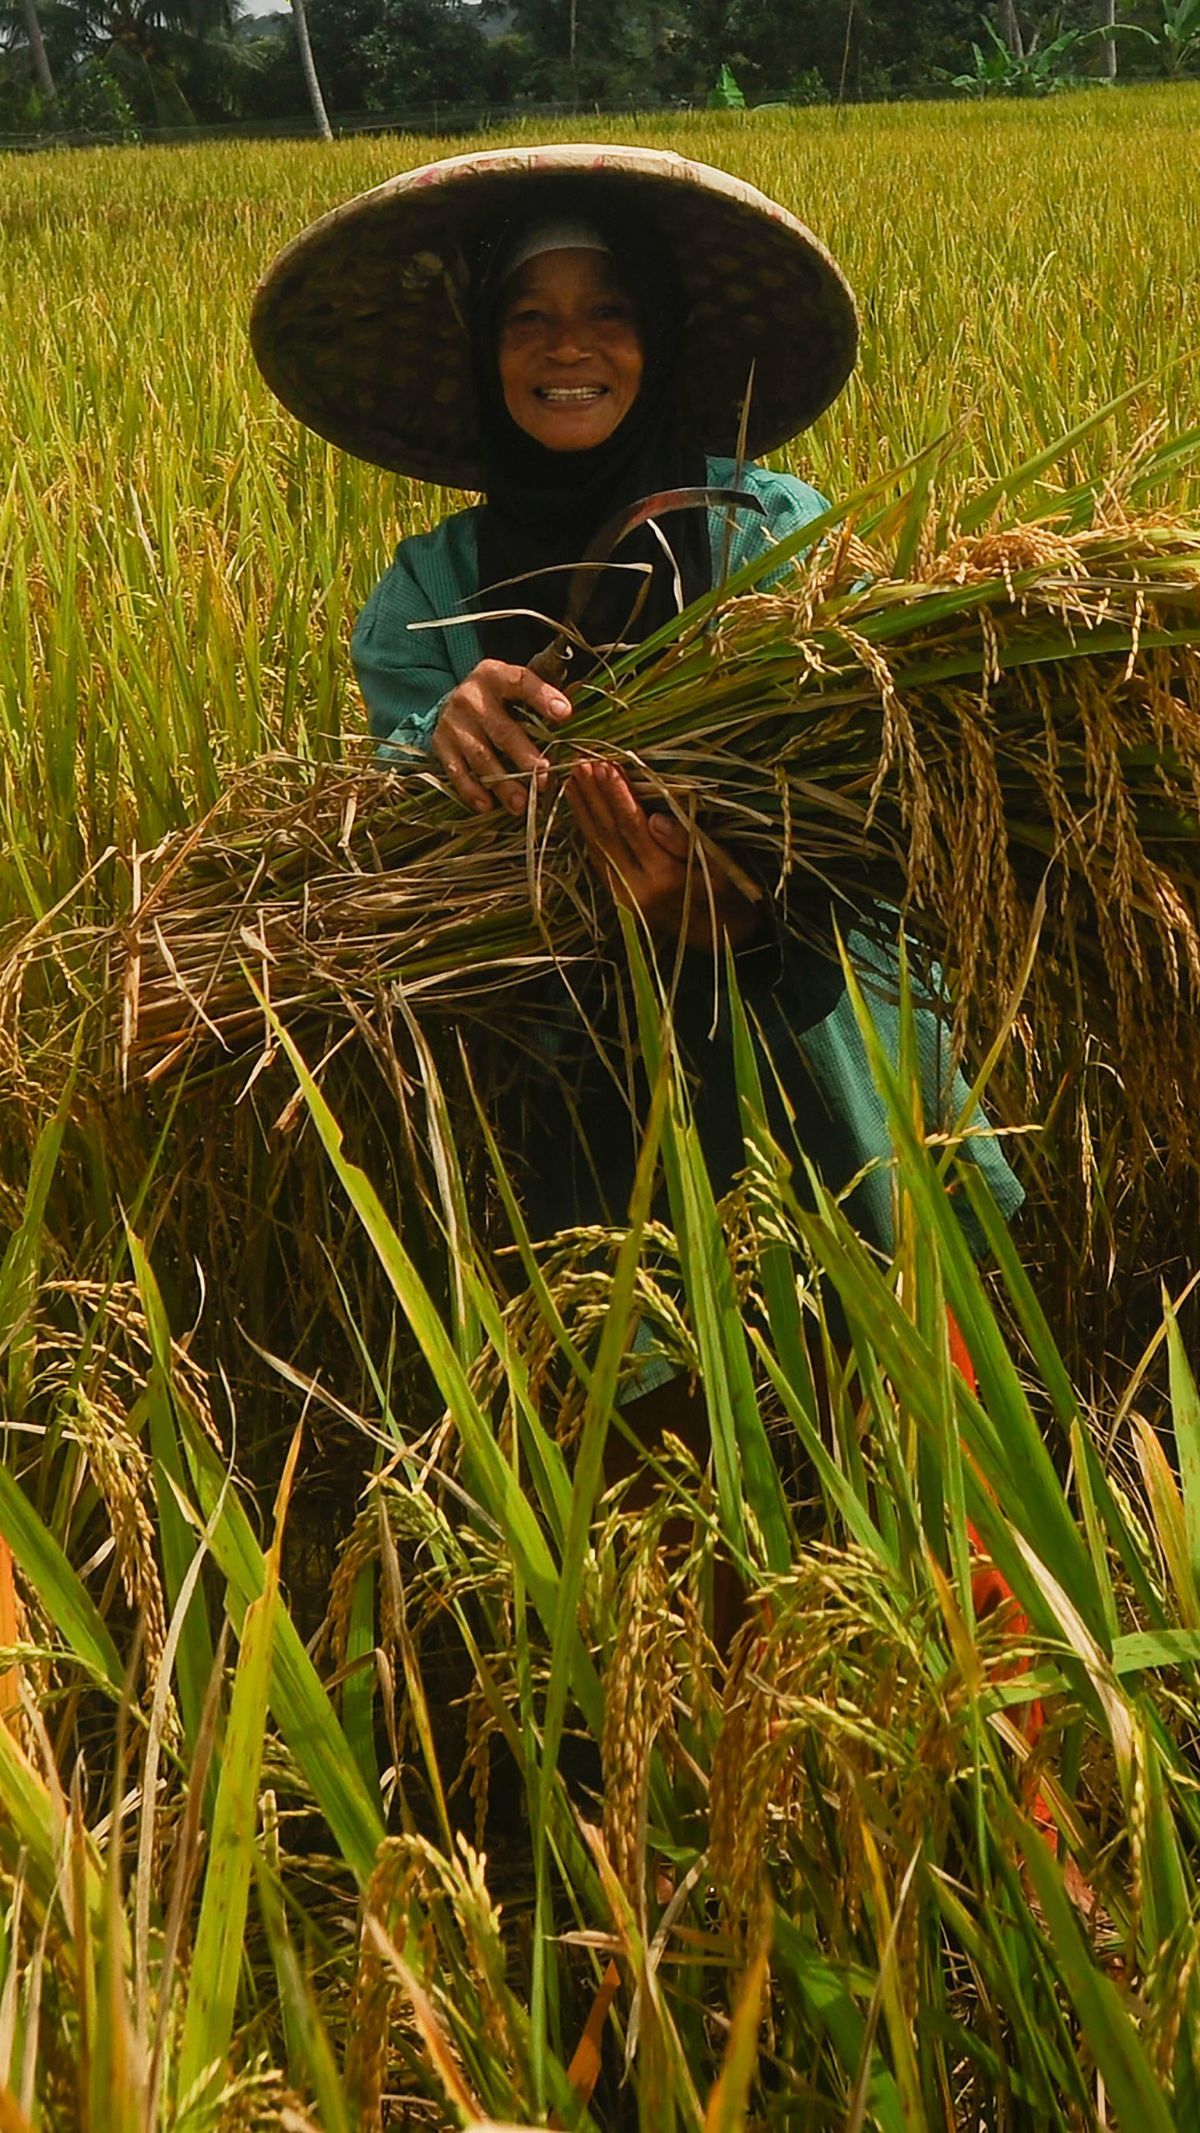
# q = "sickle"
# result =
<box><xmin>526</xmin><ymin>486</ymin><xmax>766</xmax><ymax>687</ymax></box>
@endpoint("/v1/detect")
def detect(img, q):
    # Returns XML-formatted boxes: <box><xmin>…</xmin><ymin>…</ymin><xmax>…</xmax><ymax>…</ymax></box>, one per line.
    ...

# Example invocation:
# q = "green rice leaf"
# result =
<box><xmin>626</xmin><ymin>920</ymin><xmax>793</xmax><ymax>1570</ymax></box>
<box><xmin>173</xmin><ymin>1406</ymin><xmax>385</xmax><ymax>1885</ymax></box>
<box><xmin>175</xmin><ymin>1558</ymin><xmax>277</xmax><ymax>2117</ymax></box>
<box><xmin>1166</xmin><ymin>1299</ymin><xmax>1200</xmax><ymax>1598</ymax></box>
<box><xmin>0</xmin><ymin>1094</ymin><xmax>69</xmax><ymax>1415</ymax></box>
<box><xmin>1016</xmin><ymin>1808</ymin><xmax>1176</xmax><ymax>2133</ymax></box>
<box><xmin>261</xmin><ymin>996</ymin><xmax>604</xmax><ymax>1736</ymax></box>
<box><xmin>955</xmin><ymin>363</ymin><xmax>1196</xmax><ymax>534</ymax></box>
<box><xmin>771</xmin><ymin>1915</ymin><xmax>906</xmax><ymax>2133</ymax></box>
<box><xmin>1113</xmin><ymin>1629</ymin><xmax>1200</xmax><ymax>1674</ymax></box>
<box><xmin>125</xmin><ymin>1226</ymin><xmax>216</xmax><ymax>1755</ymax></box>
<box><xmin>254</xmin><ymin>1855</ymin><xmax>352</xmax><ymax>2133</ymax></box>
<box><xmin>0</xmin><ymin>1467</ymin><xmax>121</xmax><ymax>1691</ymax></box>
<box><xmin>0</xmin><ymin>1710</ymin><xmax>105</xmax><ymax>1939</ymax></box>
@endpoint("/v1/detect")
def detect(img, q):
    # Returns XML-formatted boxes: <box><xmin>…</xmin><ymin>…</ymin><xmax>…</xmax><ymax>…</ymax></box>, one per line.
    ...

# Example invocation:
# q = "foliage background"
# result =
<box><xmin>3</xmin><ymin>0</ymin><xmax>1200</xmax><ymax>136</ymax></box>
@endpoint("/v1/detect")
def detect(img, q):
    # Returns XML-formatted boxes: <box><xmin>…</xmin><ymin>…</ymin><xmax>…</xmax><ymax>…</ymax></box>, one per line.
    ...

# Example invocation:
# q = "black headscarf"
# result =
<box><xmin>470</xmin><ymin>197</ymin><xmax>712</xmax><ymax>676</ymax></box>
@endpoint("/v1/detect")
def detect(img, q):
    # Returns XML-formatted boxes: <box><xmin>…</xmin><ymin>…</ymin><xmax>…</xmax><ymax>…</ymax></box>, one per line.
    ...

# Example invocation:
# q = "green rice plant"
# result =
<box><xmin>34</xmin><ymin>470</ymin><xmax>1196</xmax><ymax>1416</ymax></box>
<box><xmin>6</xmin><ymin>932</ymin><xmax>1200</xmax><ymax>2125</ymax></box>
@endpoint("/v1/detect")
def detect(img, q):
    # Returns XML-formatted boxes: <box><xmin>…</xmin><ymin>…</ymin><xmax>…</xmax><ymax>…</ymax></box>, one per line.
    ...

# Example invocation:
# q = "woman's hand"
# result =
<box><xmin>566</xmin><ymin>759</ymin><xmax>761</xmax><ymax>950</ymax></box>
<box><xmin>433</xmin><ymin>660</ymin><xmax>573</xmax><ymax>816</ymax></box>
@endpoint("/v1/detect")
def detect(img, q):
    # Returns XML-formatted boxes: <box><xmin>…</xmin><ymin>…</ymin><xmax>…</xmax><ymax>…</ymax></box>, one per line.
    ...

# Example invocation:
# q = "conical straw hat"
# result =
<box><xmin>250</xmin><ymin>142</ymin><xmax>858</xmax><ymax>488</ymax></box>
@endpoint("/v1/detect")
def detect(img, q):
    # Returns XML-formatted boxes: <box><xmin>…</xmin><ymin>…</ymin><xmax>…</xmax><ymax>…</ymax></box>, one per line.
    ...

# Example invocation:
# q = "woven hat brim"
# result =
<box><xmin>250</xmin><ymin>143</ymin><xmax>859</xmax><ymax>486</ymax></box>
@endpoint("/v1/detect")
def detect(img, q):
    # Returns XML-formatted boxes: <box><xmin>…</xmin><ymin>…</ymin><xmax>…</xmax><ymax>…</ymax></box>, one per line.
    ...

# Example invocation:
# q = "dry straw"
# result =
<box><xmin>64</xmin><ymin>513</ymin><xmax>1198</xmax><ymax>1168</ymax></box>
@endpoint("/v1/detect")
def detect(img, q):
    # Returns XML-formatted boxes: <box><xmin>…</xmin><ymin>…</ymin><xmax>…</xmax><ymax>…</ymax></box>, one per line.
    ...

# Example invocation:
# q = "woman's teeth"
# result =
<box><xmin>537</xmin><ymin>386</ymin><xmax>605</xmax><ymax>402</ymax></box>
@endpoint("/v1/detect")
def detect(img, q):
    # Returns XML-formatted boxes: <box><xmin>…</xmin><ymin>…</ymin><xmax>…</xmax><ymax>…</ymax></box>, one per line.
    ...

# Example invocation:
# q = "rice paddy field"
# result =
<box><xmin>3</xmin><ymin>85</ymin><xmax>1200</xmax><ymax>2131</ymax></box>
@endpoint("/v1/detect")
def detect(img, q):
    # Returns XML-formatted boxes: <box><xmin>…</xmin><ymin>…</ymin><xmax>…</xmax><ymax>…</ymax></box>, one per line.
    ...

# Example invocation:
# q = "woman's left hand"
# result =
<box><xmin>566</xmin><ymin>759</ymin><xmax>760</xmax><ymax>949</ymax></box>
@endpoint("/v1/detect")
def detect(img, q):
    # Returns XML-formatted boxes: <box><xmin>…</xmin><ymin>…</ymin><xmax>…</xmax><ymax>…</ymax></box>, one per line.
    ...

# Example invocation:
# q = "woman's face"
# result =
<box><xmin>498</xmin><ymin>248</ymin><xmax>644</xmax><ymax>452</ymax></box>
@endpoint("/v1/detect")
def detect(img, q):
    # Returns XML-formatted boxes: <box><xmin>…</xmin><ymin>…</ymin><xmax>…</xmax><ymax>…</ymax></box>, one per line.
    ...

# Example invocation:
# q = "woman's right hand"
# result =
<box><xmin>432</xmin><ymin>660</ymin><xmax>572</xmax><ymax>815</ymax></box>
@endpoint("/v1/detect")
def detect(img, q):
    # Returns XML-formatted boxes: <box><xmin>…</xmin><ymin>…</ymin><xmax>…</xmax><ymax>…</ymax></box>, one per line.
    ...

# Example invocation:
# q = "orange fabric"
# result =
<box><xmin>946</xmin><ymin>1308</ymin><xmax>976</xmax><ymax>1392</ymax></box>
<box><xmin>946</xmin><ymin>1311</ymin><xmax>1052</xmax><ymax>1838</ymax></box>
<box><xmin>553</xmin><ymin>1959</ymin><xmax>621</xmax><ymax>2124</ymax></box>
<box><xmin>0</xmin><ymin>1538</ymin><xmax>20</xmax><ymax>1728</ymax></box>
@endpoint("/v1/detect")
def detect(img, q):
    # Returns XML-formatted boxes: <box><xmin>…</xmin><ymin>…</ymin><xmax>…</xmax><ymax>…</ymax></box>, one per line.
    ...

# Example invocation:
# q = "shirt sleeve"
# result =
<box><xmin>351</xmin><ymin>546</ymin><xmax>461</xmax><ymax>754</ymax></box>
<box><xmin>748</xmin><ymin>472</ymin><xmax>830</xmax><ymax>587</ymax></box>
<box><xmin>791</xmin><ymin>930</ymin><xmax>1025</xmax><ymax>1255</ymax></box>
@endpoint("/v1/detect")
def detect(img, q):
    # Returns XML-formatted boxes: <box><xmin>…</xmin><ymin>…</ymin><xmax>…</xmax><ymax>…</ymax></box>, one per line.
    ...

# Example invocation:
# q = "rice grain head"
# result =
<box><xmin>602</xmin><ymin>1526</ymin><xmax>674</xmax><ymax>1908</ymax></box>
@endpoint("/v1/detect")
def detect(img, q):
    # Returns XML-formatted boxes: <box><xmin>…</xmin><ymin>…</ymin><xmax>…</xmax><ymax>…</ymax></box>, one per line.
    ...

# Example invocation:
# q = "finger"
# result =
<box><xmin>479</xmin><ymin>703</ymin><xmax>550</xmax><ymax>789</ymax></box>
<box><xmin>584</xmin><ymin>763</ymin><xmax>635</xmax><ymax>836</ymax></box>
<box><xmin>599</xmin><ymin>766</ymin><xmax>682</xmax><ymax>873</ymax></box>
<box><xmin>566</xmin><ymin>769</ymin><xmax>639</xmax><ymax>902</ymax></box>
<box><xmin>438</xmin><ymin>752</ymin><xmax>494</xmax><ymax>815</ymax></box>
<box><xmin>482</xmin><ymin>660</ymin><xmax>537</xmax><ymax>698</ymax></box>
<box><xmin>431</xmin><ymin>712</ymin><xmax>488</xmax><ymax>808</ymax></box>
<box><xmin>455</xmin><ymin>724</ymin><xmax>531</xmax><ymax>816</ymax></box>
<box><xmin>431</xmin><ymin>723</ymin><xmax>495</xmax><ymax>813</ymax></box>
<box><xmin>646</xmin><ymin>809</ymin><xmax>692</xmax><ymax>861</ymax></box>
<box><xmin>565</xmin><ymin>761</ymin><xmax>605</xmax><ymax>822</ymax></box>
<box><xmin>565</xmin><ymin>764</ymin><xmax>613</xmax><ymax>854</ymax></box>
<box><xmin>479</xmin><ymin>660</ymin><xmax>571</xmax><ymax>726</ymax></box>
<box><xmin>517</xmin><ymin>670</ymin><xmax>573</xmax><ymax>724</ymax></box>
<box><xmin>576</xmin><ymin>763</ymin><xmax>643</xmax><ymax>865</ymax></box>
<box><xmin>603</xmin><ymin>765</ymin><xmax>655</xmax><ymax>841</ymax></box>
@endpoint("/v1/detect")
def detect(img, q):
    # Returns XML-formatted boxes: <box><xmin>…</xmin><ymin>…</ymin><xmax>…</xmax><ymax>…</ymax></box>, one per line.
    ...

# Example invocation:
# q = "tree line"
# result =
<box><xmin>2</xmin><ymin>0</ymin><xmax>1198</xmax><ymax>140</ymax></box>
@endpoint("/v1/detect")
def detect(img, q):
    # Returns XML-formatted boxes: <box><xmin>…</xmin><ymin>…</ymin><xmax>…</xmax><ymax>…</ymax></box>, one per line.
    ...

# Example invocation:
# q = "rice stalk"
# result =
<box><xmin>29</xmin><ymin>511</ymin><xmax>1196</xmax><ymax>1184</ymax></box>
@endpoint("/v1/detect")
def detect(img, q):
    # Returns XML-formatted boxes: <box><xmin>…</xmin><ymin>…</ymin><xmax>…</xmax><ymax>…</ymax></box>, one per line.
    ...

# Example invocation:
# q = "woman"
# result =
<box><xmin>251</xmin><ymin>143</ymin><xmax>1022</xmax><ymax>1334</ymax></box>
<box><xmin>357</xmin><ymin>208</ymin><xmax>797</xmax><ymax>964</ymax></box>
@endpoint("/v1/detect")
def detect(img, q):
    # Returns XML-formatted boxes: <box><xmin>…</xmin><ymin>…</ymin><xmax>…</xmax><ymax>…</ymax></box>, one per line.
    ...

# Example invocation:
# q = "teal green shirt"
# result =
<box><xmin>353</xmin><ymin>458</ymin><xmax>828</xmax><ymax>750</ymax></box>
<box><xmin>352</xmin><ymin>462</ymin><xmax>1024</xmax><ymax>1256</ymax></box>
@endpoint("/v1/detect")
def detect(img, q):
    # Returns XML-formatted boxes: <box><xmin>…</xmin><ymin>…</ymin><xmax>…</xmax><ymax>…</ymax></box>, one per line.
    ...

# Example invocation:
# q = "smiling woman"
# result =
<box><xmin>354</xmin><ymin>200</ymin><xmax>822</xmax><ymax>965</ymax></box>
<box><xmin>497</xmin><ymin>241</ymin><xmax>645</xmax><ymax>452</ymax></box>
<box><xmin>250</xmin><ymin>136</ymin><xmax>1022</xmax><ymax>1359</ymax></box>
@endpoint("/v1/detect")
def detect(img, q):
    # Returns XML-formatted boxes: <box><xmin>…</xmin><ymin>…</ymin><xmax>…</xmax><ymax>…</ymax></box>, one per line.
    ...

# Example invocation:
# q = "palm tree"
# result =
<box><xmin>290</xmin><ymin>0</ymin><xmax>331</xmax><ymax>140</ymax></box>
<box><xmin>1098</xmin><ymin>0</ymin><xmax>1118</xmax><ymax>79</ymax></box>
<box><xmin>996</xmin><ymin>0</ymin><xmax>1024</xmax><ymax>56</ymax></box>
<box><xmin>57</xmin><ymin>0</ymin><xmax>270</xmax><ymax>126</ymax></box>
<box><xmin>17</xmin><ymin>0</ymin><xmax>62</xmax><ymax>119</ymax></box>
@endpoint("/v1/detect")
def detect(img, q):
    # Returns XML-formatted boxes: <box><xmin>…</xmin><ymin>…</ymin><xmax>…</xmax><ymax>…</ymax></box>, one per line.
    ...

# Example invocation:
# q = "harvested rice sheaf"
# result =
<box><xmin>89</xmin><ymin>514</ymin><xmax>1200</xmax><ymax>1158</ymax></box>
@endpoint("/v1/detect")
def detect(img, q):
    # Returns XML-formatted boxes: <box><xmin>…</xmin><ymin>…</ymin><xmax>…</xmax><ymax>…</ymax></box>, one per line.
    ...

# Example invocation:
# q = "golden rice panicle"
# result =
<box><xmin>319</xmin><ymin>1501</ymin><xmax>378</xmax><ymax>1679</ymax></box>
<box><xmin>462</xmin><ymin>1681</ymin><xmax>496</xmax><ymax>1854</ymax></box>
<box><xmin>937</xmin><ymin>523</ymin><xmax>1084</xmax><ymax>586</ymax></box>
<box><xmin>1148</xmin><ymin>1919</ymin><xmax>1200</xmax><ymax>2093</ymax></box>
<box><xmin>446</xmin><ymin>1836</ymin><xmax>523</xmax><ymax>2084</ymax></box>
<box><xmin>601</xmin><ymin>1522</ymin><xmax>674</xmax><ymax>1905</ymax></box>
<box><xmin>347</xmin><ymin>1834</ymin><xmax>522</xmax><ymax>2120</ymax></box>
<box><xmin>709</xmin><ymin>1611</ymin><xmax>781</xmax><ymax>1951</ymax></box>
<box><xmin>345</xmin><ymin>1839</ymin><xmax>412</xmax><ymax>2133</ymax></box>
<box><xmin>69</xmin><ymin>1389</ymin><xmax>168</xmax><ymax>1690</ymax></box>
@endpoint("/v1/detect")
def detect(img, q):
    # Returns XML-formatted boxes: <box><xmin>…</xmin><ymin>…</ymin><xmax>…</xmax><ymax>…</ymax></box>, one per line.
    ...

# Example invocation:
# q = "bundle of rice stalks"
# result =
<box><xmin>99</xmin><ymin>508</ymin><xmax>1200</xmax><ymax>1160</ymax></box>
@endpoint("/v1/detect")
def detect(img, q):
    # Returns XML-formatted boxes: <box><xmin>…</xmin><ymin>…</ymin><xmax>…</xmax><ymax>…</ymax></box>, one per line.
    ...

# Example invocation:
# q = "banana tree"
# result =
<box><xmin>1125</xmin><ymin>0</ymin><xmax>1200</xmax><ymax>75</ymax></box>
<box><xmin>954</xmin><ymin>17</ymin><xmax>1111</xmax><ymax>93</ymax></box>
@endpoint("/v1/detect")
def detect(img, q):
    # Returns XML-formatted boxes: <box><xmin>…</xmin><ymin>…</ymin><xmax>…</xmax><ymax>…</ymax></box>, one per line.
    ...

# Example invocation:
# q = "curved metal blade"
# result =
<box><xmin>528</xmin><ymin>485</ymin><xmax>767</xmax><ymax>683</ymax></box>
